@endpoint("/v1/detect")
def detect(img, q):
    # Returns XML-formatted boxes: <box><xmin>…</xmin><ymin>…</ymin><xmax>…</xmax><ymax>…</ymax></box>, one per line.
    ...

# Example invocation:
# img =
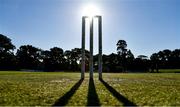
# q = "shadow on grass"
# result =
<box><xmin>100</xmin><ymin>79</ymin><xmax>137</xmax><ymax>106</ymax></box>
<box><xmin>53</xmin><ymin>78</ymin><xmax>83</xmax><ymax>106</ymax></box>
<box><xmin>87</xmin><ymin>78</ymin><xmax>100</xmax><ymax>106</ymax></box>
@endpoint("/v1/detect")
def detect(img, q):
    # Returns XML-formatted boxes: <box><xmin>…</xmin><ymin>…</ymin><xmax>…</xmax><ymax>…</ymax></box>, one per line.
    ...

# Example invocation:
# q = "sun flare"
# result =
<box><xmin>82</xmin><ymin>4</ymin><xmax>100</xmax><ymax>17</ymax></box>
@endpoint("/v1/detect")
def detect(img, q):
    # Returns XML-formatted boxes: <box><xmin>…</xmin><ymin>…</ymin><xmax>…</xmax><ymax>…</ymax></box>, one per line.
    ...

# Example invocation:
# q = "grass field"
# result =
<box><xmin>0</xmin><ymin>71</ymin><xmax>180</xmax><ymax>106</ymax></box>
<box><xmin>159</xmin><ymin>69</ymin><xmax>180</xmax><ymax>73</ymax></box>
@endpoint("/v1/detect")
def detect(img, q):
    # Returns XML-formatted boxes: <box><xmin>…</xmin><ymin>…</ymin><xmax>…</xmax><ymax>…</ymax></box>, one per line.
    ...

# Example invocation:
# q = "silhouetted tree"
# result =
<box><xmin>162</xmin><ymin>49</ymin><xmax>171</xmax><ymax>68</ymax></box>
<box><xmin>150</xmin><ymin>49</ymin><xmax>180</xmax><ymax>71</ymax></box>
<box><xmin>150</xmin><ymin>53</ymin><xmax>159</xmax><ymax>72</ymax></box>
<box><xmin>2</xmin><ymin>33</ymin><xmax>180</xmax><ymax>72</ymax></box>
<box><xmin>16</xmin><ymin>45</ymin><xmax>42</xmax><ymax>70</ymax></box>
<box><xmin>64</xmin><ymin>49</ymin><xmax>89</xmax><ymax>71</ymax></box>
<box><xmin>102</xmin><ymin>54</ymin><xmax>110</xmax><ymax>72</ymax></box>
<box><xmin>137</xmin><ymin>55</ymin><xmax>148</xmax><ymax>60</ymax></box>
<box><xmin>116</xmin><ymin>40</ymin><xmax>128</xmax><ymax>72</ymax></box>
<box><xmin>126</xmin><ymin>50</ymin><xmax>135</xmax><ymax>71</ymax></box>
<box><xmin>71</xmin><ymin>48</ymin><xmax>82</xmax><ymax>71</ymax></box>
<box><xmin>133</xmin><ymin>55</ymin><xmax>149</xmax><ymax>72</ymax></box>
<box><xmin>64</xmin><ymin>50</ymin><xmax>72</xmax><ymax>70</ymax></box>
<box><xmin>0</xmin><ymin>34</ymin><xmax>17</xmax><ymax>70</ymax></box>
<box><xmin>116</xmin><ymin>40</ymin><xmax>127</xmax><ymax>56</ymax></box>
<box><xmin>49</xmin><ymin>47</ymin><xmax>65</xmax><ymax>71</ymax></box>
<box><xmin>0</xmin><ymin>34</ymin><xmax>15</xmax><ymax>53</ymax></box>
<box><xmin>41</xmin><ymin>50</ymin><xmax>52</xmax><ymax>71</ymax></box>
<box><xmin>107</xmin><ymin>53</ymin><xmax>119</xmax><ymax>72</ymax></box>
<box><xmin>93</xmin><ymin>54</ymin><xmax>99</xmax><ymax>71</ymax></box>
<box><xmin>171</xmin><ymin>49</ymin><xmax>180</xmax><ymax>68</ymax></box>
<box><xmin>84</xmin><ymin>50</ymin><xmax>90</xmax><ymax>71</ymax></box>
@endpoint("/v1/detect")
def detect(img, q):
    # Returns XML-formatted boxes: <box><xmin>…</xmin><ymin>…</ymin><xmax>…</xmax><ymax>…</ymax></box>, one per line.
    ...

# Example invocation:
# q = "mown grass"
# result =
<box><xmin>0</xmin><ymin>71</ymin><xmax>179</xmax><ymax>106</ymax></box>
<box><xmin>159</xmin><ymin>69</ymin><xmax>180</xmax><ymax>73</ymax></box>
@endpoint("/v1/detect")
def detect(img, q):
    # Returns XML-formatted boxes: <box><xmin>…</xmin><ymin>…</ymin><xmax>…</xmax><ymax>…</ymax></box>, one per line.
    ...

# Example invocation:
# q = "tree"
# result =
<box><xmin>93</xmin><ymin>54</ymin><xmax>99</xmax><ymax>71</ymax></box>
<box><xmin>0</xmin><ymin>34</ymin><xmax>15</xmax><ymax>53</ymax></box>
<box><xmin>163</xmin><ymin>49</ymin><xmax>171</xmax><ymax>61</ymax></box>
<box><xmin>102</xmin><ymin>54</ymin><xmax>110</xmax><ymax>72</ymax></box>
<box><xmin>49</xmin><ymin>47</ymin><xmax>65</xmax><ymax>71</ymax></box>
<box><xmin>171</xmin><ymin>49</ymin><xmax>180</xmax><ymax>68</ymax></box>
<box><xmin>137</xmin><ymin>55</ymin><xmax>148</xmax><ymax>60</ymax></box>
<box><xmin>116</xmin><ymin>40</ymin><xmax>127</xmax><ymax>56</ymax></box>
<box><xmin>107</xmin><ymin>53</ymin><xmax>119</xmax><ymax>72</ymax></box>
<box><xmin>155</xmin><ymin>49</ymin><xmax>172</xmax><ymax>69</ymax></box>
<box><xmin>126</xmin><ymin>50</ymin><xmax>135</xmax><ymax>71</ymax></box>
<box><xmin>150</xmin><ymin>53</ymin><xmax>159</xmax><ymax>72</ymax></box>
<box><xmin>41</xmin><ymin>50</ymin><xmax>52</xmax><ymax>71</ymax></box>
<box><xmin>0</xmin><ymin>34</ymin><xmax>16</xmax><ymax>70</ymax></box>
<box><xmin>172</xmin><ymin>49</ymin><xmax>180</xmax><ymax>58</ymax></box>
<box><xmin>150</xmin><ymin>49</ymin><xmax>180</xmax><ymax>71</ymax></box>
<box><xmin>16</xmin><ymin>45</ymin><xmax>42</xmax><ymax>70</ymax></box>
<box><xmin>116</xmin><ymin>40</ymin><xmax>128</xmax><ymax>72</ymax></box>
<box><xmin>64</xmin><ymin>50</ymin><xmax>72</xmax><ymax>70</ymax></box>
<box><xmin>64</xmin><ymin>49</ymin><xmax>89</xmax><ymax>71</ymax></box>
<box><xmin>70</xmin><ymin>48</ymin><xmax>82</xmax><ymax>71</ymax></box>
<box><xmin>134</xmin><ymin>55</ymin><xmax>149</xmax><ymax>72</ymax></box>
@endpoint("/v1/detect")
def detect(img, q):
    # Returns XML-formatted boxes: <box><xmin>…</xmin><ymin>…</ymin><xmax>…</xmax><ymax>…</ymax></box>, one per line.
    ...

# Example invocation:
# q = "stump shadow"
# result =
<box><xmin>100</xmin><ymin>79</ymin><xmax>137</xmax><ymax>106</ymax></box>
<box><xmin>87</xmin><ymin>78</ymin><xmax>100</xmax><ymax>106</ymax></box>
<box><xmin>53</xmin><ymin>78</ymin><xmax>83</xmax><ymax>106</ymax></box>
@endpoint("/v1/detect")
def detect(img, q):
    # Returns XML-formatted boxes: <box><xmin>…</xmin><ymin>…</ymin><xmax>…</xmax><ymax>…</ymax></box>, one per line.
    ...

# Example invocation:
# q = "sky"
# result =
<box><xmin>0</xmin><ymin>0</ymin><xmax>180</xmax><ymax>57</ymax></box>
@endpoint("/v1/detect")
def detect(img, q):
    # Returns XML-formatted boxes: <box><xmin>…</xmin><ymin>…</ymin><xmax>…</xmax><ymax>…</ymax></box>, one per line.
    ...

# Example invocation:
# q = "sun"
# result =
<box><xmin>82</xmin><ymin>4</ymin><xmax>100</xmax><ymax>18</ymax></box>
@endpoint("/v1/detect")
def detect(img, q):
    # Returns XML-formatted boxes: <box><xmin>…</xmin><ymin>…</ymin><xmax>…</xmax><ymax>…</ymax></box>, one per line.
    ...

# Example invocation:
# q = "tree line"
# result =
<box><xmin>0</xmin><ymin>34</ymin><xmax>180</xmax><ymax>72</ymax></box>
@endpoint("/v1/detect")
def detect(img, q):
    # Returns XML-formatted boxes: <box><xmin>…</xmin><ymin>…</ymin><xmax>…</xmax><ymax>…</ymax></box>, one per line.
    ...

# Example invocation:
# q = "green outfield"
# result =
<box><xmin>0</xmin><ymin>71</ymin><xmax>179</xmax><ymax>106</ymax></box>
<box><xmin>159</xmin><ymin>69</ymin><xmax>180</xmax><ymax>73</ymax></box>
